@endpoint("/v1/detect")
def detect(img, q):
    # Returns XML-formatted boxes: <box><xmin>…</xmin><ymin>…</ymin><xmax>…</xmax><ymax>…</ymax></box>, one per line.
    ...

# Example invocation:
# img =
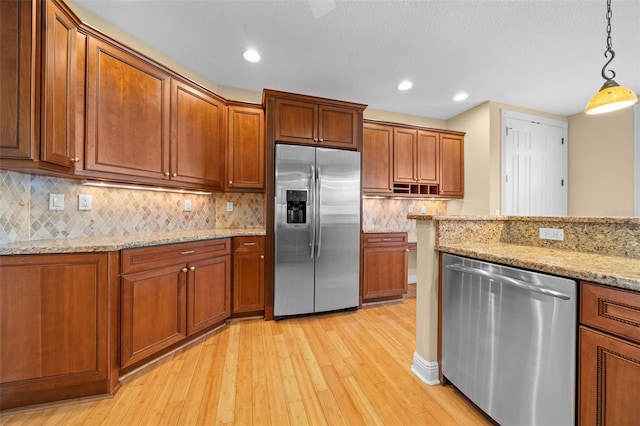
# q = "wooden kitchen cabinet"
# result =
<box><xmin>267</xmin><ymin>90</ymin><xmax>366</xmax><ymax>151</ymax></box>
<box><xmin>1</xmin><ymin>0</ymin><xmax>79</xmax><ymax>174</ymax></box>
<box><xmin>232</xmin><ymin>236</ymin><xmax>265</xmax><ymax>315</ymax></box>
<box><xmin>83</xmin><ymin>35</ymin><xmax>171</xmax><ymax>184</ymax></box>
<box><xmin>579</xmin><ymin>282</ymin><xmax>640</xmax><ymax>425</ymax></box>
<box><xmin>439</xmin><ymin>133</ymin><xmax>464</xmax><ymax>198</ymax></box>
<box><xmin>362</xmin><ymin>122</ymin><xmax>394</xmax><ymax>195</ymax></box>
<box><xmin>393</xmin><ymin>128</ymin><xmax>441</xmax><ymax>196</ymax></box>
<box><xmin>171</xmin><ymin>78</ymin><xmax>226</xmax><ymax>189</ymax></box>
<box><xmin>0</xmin><ymin>252</ymin><xmax>119</xmax><ymax>410</ymax></box>
<box><xmin>227</xmin><ymin>103</ymin><xmax>265</xmax><ymax>190</ymax></box>
<box><xmin>120</xmin><ymin>239</ymin><xmax>231</xmax><ymax>369</ymax></box>
<box><xmin>361</xmin><ymin>233</ymin><xmax>408</xmax><ymax>302</ymax></box>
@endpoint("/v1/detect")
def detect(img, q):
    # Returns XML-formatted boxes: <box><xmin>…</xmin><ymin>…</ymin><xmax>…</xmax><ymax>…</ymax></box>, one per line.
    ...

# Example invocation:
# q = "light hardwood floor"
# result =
<box><xmin>0</xmin><ymin>286</ymin><xmax>489</xmax><ymax>425</ymax></box>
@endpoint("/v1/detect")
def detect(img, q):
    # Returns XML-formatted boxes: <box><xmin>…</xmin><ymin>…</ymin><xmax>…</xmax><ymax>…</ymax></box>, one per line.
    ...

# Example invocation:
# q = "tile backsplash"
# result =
<box><xmin>0</xmin><ymin>171</ymin><xmax>264</xmax><ymax>244</ymax></box>
<box><xmin>362</xmin><ymin>197</ymin><xmax>447</xmax><ymax>235</ymax></box>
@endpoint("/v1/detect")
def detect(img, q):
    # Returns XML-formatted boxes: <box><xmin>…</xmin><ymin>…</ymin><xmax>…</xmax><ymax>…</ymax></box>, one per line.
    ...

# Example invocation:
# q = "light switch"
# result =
<box><xmin>49</xmin><ymin>194</ymin><xmax>64</xmax><ymax>211</ymax></box>
<box><xmin>226</xmin><ymin>201</ymin><xmax>233</xmax><ymax>212</ymax></box>
<box><xmin>184</xmin><ymin>199</ymin><xmax>192</xmax><ymax>212</ymax></box>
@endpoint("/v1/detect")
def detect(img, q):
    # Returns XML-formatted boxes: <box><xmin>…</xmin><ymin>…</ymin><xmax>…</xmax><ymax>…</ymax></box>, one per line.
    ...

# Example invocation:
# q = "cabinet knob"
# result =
<box><xmin>319</xmin><ymin>138</ymin><xmax>324</xmax><ymax>142</ymax></box>
<box><xmin>314</xmin><ymin>138</ymin><xmax>318</xmax><ymax>142</ymax></box>
<box><xmin>182</xmin><ymin>267</ymin><xmax>188</xmax><ymax>272</ymax></box>
<box><xmin>189</xmin><ymin>266</ymin><xmax>196</xmax><ymax>271</ymax></box>
<box><xmin>229</xmin><ymin>180</ymin><xmax>233</xmax><ymax>185</ymax></box>
<box><xmin>72</xmin><ymin>157</ymin><xmax>80</xmax><ymax>162</ymax></box>
<box><xmin>164</xmin><ymin>172</ymin><xmax>170</xmax><ymax>177</ymax></box>
<box><xmin>172</xmin><ymin>173</ymin><xmax>177</xmax><ymax>178</ymax></box>
<box><xmin>260</xmin><ymin>255</ymin><xmax>264</xmax><ymax>260</ymax></box>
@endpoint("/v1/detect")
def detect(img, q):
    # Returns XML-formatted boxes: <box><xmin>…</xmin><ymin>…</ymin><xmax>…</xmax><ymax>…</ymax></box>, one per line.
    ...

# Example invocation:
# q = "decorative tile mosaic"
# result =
<box><xmin>362</xmin><ymin>198</ymin><xmax>447</xmax><ymax>236</ymax></box>
<box><xmin>0</xmin><ymin>171</ymin><xmax>31</xmax><ymax>243</ymax></box>
<box><xmin>1</xmin><ymin>171</ymin><xmax>264</xmax><ymax>243</ymax></box>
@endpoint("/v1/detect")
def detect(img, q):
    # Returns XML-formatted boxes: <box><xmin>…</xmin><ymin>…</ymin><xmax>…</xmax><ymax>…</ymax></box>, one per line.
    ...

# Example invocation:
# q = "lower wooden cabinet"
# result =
<box><xmin>579</xmin><ymin>282</ymin><xmax>640</xmax><ymax>425</ymax></box>
<box><xmin>232</xmin><ymin>236</ymin><xmax>265</xmax><ymax>315</ymax></box>
<box><xmin>361</xmin><ymin>233</ymin><xmax>408</xmax><ymax>302</ymax></box>
<box><xmin>0</xmin><ymin>252</ymin><xmax>119</xmax><ymax>410</ymax></box>
<box><xmin>120</xmin><ymin>239</ymin><xmax>231</xmax><ymax>369</ymax></box>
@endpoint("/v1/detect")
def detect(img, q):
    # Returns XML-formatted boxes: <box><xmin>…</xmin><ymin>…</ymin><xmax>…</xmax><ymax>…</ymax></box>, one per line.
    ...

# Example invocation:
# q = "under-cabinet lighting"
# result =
<box><xmin>81</xmin><ymin>180</ymin><xmax>212</xmax><ymax>195</ymax></box>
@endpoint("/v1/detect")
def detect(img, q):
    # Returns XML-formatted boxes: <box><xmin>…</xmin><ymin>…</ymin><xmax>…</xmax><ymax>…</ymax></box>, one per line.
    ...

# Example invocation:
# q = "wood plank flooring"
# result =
<box><xmin>0</xmin><ymin>286</ymin><xmax>489</xmax><ymax>425</ymax></box>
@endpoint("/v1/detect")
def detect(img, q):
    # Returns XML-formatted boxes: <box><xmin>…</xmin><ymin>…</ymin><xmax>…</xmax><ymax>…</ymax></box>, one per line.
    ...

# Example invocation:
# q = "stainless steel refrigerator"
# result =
<box><xmin>274</xmin><ymin>144</ymin><xmax>361</xmax><ymax>318</ymax></box>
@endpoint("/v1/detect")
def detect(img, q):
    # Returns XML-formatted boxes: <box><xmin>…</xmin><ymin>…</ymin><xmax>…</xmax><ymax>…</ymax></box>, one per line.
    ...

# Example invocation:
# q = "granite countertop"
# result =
<box><xmin>0</xmin><ymin>228</ymin><xmax>266</xmax><ymax>255</ymax></box>
<box><xmin>408</xmin><ymin>214</ymin><xmax>640</xmax><ymax>225</ymax></box>
<box><xmin>437</xmin><ymin>241</ymin><xmax>640</xmax><ymax>292</ymax></box>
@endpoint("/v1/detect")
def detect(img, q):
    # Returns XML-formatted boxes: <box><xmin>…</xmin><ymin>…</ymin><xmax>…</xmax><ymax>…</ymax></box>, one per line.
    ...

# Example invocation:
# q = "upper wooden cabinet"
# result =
<box><xmin>171</xmin><ymin>79</ymin><xmax>226</xmax><ymax>189</ymax></box>
<box><xmin>227</xmin><ymin>103</ymin><xmax>265</xmax><ymax>190</ymax></box>
<box><xmin>265</xmin><ymin>89</ymin><xmax>366</xmax><ymax>151</ymax></box>
<box><xmin>83</xmin><ymin>35</ymin><xmax>171</xmax><ymax>183</ymax></box>
<box><xmin>439</xmin><ymin>133</ymin><xmax>464</xmax><ymax>198</ymax></box>
<box><xmin>362</xmin><ymin>120</ymin><xmax>464</xmax><ymax>198</ymax></box>
<box><xmin>1</xmin><ymin>0</ymin><xmax>79</xmax><ymax>174</ymax></box>
<box><xmin>82</xmin><ymin>35</ymin><xmax>226</xmax><ymax>190</ymax></box>
<box><xmin>362</xmin><ymin>123</ymin><xmax>393</xmax><ymax>194</ymax></box>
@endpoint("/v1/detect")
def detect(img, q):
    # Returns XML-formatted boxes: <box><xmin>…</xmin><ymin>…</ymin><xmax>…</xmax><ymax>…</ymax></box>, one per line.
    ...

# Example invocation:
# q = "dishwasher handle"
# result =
<box><xmin>445</xmin><ymin>263</ymin><xmax>571</xmax><ymax>300</ymax></box>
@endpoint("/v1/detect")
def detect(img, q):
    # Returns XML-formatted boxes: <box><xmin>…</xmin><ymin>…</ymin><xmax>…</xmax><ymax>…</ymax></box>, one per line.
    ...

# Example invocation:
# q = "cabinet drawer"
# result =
<box><xmin>581</xmin><ymin>281</ymin><xmax>640</xmax><ymax>343</ymax></box>
<box><xmin>233</xmin><ymin>236</ymin><xmax>265</xmax><ymax>253</ymax></box>
<box><xmin>362</xmin><ymin>232</ymin><xmax>408</xmax><ymax>247</ymax></box>
<box><xmin>122</xmin><ymin>239</ymin><xmax>230</xmax><ymax>274</ymax></box>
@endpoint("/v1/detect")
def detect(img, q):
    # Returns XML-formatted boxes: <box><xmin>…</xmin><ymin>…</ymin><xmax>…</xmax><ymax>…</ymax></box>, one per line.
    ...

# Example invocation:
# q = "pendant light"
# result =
<box><xmin>584</xmin><ymin>0</ymin><xmax>638</xmax><ymax>115</ymax></box>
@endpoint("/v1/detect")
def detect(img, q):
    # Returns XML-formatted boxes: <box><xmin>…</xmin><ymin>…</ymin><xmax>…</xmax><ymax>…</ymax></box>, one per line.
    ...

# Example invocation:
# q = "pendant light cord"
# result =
<box><xmin>601</xmin><ymin>0</ymin><xmax>616</xmax><ymax>81</ymax></box>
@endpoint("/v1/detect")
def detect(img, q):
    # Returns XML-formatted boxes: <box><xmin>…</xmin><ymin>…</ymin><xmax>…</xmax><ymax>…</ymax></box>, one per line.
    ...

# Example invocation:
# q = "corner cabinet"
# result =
<box><xmin>0</xmin><ymin>252</ymin><xmax>119</xmax><ymax>410</ymax></box>
<box><xmin>266</xmin><ymin>89</ymin><xmax>366</xmax><ymax>151</ymax></box>
<box><xmin>579</xmin><ymin>282</ymin><xmax>640</xmax><ymax>425</ymax></box>
<box><xmin>361</xmin><ymin>233</ymin><xmax>408</xmax><ymax>302</ymax></box>
<box><xmin>120</xmin><ymin>239</ymin><xmax>230</xmax><ymax>370</ymax></box>
<box><xmin>227</xmin><ymin>103</ymin><xmax>265</xmax><ymax>190</ymax></box>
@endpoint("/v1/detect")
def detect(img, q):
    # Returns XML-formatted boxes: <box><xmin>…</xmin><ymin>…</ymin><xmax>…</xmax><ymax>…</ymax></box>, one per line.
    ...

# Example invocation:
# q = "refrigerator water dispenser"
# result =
<box><xmin>286</xmin><ymin>189</ymin><xmax>307</xmax><ymax>224</ymax></box>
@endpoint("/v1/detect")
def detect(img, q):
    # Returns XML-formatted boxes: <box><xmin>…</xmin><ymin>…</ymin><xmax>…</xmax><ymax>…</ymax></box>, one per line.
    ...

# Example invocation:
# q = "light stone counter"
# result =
<box><xmin>0</xmin><ymin>228</ymin><xmax>266</xmax><ymax>255</ymax></box>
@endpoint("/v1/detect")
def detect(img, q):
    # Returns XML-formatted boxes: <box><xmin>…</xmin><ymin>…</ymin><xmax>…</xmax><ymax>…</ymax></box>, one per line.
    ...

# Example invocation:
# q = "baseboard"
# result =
<box><xmin>411</xmin><ymin>352</ymin><xmax>440</xmax><ymax>385</ymax></box>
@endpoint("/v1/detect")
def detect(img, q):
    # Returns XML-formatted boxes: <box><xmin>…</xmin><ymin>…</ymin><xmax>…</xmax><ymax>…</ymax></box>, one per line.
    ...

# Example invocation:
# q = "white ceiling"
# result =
<box><xmin>73</xmin><ymin>0</ymin><xmax>640</xmax><ymax>120</ymax></box>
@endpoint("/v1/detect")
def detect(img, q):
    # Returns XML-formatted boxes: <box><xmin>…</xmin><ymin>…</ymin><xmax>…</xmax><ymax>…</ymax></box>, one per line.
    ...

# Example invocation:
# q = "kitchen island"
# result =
<box><xmin>409</xmin><ymin>214</ymin><xmax>640</xmax><ymax>424</ymax></box>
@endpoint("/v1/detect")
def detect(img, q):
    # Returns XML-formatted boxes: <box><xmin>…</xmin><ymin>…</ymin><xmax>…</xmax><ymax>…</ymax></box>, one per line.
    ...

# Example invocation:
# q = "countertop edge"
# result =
<box><xmin>437</xmin><ymin>243</ymin><xmax>640</xmax><ymax>292</ymax></box>
<box><xmin>0</xmin><ymin>229</ymin><xmax>266</xmax><ymax>255</ymax></box>
<box><xmin>409</xmin><ymin>214</ymin><xmax>640</xmax><ymax>225</ymax></box>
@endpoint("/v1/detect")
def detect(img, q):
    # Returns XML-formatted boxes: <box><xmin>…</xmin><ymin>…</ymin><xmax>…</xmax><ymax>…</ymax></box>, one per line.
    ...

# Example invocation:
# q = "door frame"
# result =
<box><xmin>634</xmin><ymin>104</ymin><xmax>639</xmax><ymax>216</ymax></box>
<box><xmin>501</xmin><ymin>110</ymin><xmax>568</xmax><ymax>216</ymax></box>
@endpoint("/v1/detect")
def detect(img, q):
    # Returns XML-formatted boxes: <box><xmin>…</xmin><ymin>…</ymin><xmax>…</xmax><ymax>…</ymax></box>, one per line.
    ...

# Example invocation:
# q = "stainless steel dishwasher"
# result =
<box><xmin>442</xmin><ymin>253</ymin><xmax>576</xmax><ymax>426</ymax></box>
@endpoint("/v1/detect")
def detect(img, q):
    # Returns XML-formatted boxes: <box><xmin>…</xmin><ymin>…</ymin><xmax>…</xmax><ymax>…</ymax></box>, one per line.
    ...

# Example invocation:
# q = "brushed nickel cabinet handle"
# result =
<box><xmin>180</xmin><ymin>250</ymin><xmax>195</xmax><ymax>255</ymax></box>
<box><xmin>243</xmin><ymin>242</ymin><xmax>257</xmax><ymax>246</ymax></box>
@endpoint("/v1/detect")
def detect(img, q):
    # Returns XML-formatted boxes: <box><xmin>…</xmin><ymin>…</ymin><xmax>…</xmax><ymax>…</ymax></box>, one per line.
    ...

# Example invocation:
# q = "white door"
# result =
<box><xmin>502</xmin><ymin>110</ymin><xmax>568</xmax><ymax>216</ymax></box>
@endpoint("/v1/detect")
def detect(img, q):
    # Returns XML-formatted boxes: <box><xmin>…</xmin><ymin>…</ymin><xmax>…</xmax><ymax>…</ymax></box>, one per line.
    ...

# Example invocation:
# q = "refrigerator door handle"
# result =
<box><xmin>316</xmin><ymin>166</ymin><xmax>322</xmax><ymax>258</ymax></box>
<box><xmin>309</xmin><ymin>165</ymin><xmax>316</xmax><ymax>258</ymax></box>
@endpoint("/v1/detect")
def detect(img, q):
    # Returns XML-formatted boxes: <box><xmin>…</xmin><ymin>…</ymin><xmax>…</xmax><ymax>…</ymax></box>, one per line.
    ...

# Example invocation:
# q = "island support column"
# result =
<box><xmin>411</xmin><ymin>219</ymin><xmax>440</xmax><ymax>385</ymax></box>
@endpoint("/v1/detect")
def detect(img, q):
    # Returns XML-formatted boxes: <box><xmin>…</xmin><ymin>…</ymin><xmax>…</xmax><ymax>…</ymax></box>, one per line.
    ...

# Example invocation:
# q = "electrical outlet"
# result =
<box><xmin>78</xmin><ymin>194</ymin><xmax>92</xmax><ymax>211</ymax></box>
<box><xmin>408</xmin><ymin>205</ymin><xmax>414</xmax><ymax>213</ymax></box>
<box><xmin>49</xmin><ymin>194</ymin><xmax>64</xmax><ymax>211</ymax></box>
<box><xmin>226</xmin><ymin>201</ymin><xmax>233</xmax><ymax>212</ymax></box>
<box><xmin>539</xmin><ymin>227</ymin><xmax>564</xmax><ymax>241</ymax></box>
<box><xmin>184</xmin><ymin>199</ymin><xmax>192</xmax><ymax>212</ymax></box>
<box><xmin>421</xmin><ymin>205</ymin><xmax>427</xmax><ymax>214</ymax></box>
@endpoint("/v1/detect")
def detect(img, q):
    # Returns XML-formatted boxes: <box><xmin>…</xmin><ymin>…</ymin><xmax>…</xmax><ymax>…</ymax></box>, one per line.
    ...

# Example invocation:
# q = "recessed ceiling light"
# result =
<box><xmin>397</xmin><ymin>80</ymin><xmax>413</xmax><ymax>91</ymax></box>
<box><xmin>453</xmin><ymin>92</ymin><xmax>469</xmax><ymax>101</ymax></box>
<box><xmin>243</xmin><ymin>49</ymin><xmax>261</xmax><ymax>63</ymax></box>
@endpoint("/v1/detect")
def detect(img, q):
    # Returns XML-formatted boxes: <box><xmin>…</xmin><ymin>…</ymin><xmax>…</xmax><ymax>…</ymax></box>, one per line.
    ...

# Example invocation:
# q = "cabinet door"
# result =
<box><xmin>85</xmin><ymin>36</ymin><xmax>171</xmax><ymax>181</ymax></box>
<box><xmin>362</xmin><ymin>123</ymin><xmax>393</xmax><ymax>194</ymax></box>
<box><xmin>579</xmin><ymin>326</ymin><xmax>640</xmax><ymax>426</ymax></box>
<box><xmin>0</xmin><ymin>252</ymin><xmax>114</xmax><ymax>410</ymax></box>
<box><xmin>227</xmin><ymin>105</ymin><xmax>264</xmax><ymax>190</ymax></box>
<box><xmin>187</xmin><ymin>255</ymin><xmax>231</xmax><ymax>335</ymax></box>
<box><xmin>41</xmin><ymin>0</ymin><xmax>76</xmax><ymax>169</ymax></box>
<box><xmin>274</xmin><ymin>98</ymin><xmax>317</xmax><ymax>145</ymax></box>
<box><xmin>318</xmin><ymin>104</ymin><xmax>358</xmax><ymax>150</ymax></box>
<box><xmin>121</xmin><ymin>265</ymin><xmax>187</xmax><ymax>368</ymax></box>
<box><xmin>171</xmin><ymin>79</ymin><xmax>226</xmax><ymax>189</ymax></box>
<box><xmin>362</xmin><ymin>245</ymin><xmax>408</xmax><ymax>300</ymax></box>
<box><xmin>439</xmin><ymin>133</ymin><xmax>464</xmax><ymax>198</ymax></box>
<box><xmin>416</xmin><ymin>130</ymin><xmax>439</xmax><ymax>184</ymax></box>
<box><xmin>233</xmin><ymin>252</ymin><xmax>264</xmax><ymax>314</ymax></box>
<box><xmin>0</xmin><ymin>0</ymin><xmax>36</xmax><ymax>161</ymax></box>
<box><xmin>393</xmin><ymin>127</ymin><xmax>417</xmax><ymax>183</ymax></box>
